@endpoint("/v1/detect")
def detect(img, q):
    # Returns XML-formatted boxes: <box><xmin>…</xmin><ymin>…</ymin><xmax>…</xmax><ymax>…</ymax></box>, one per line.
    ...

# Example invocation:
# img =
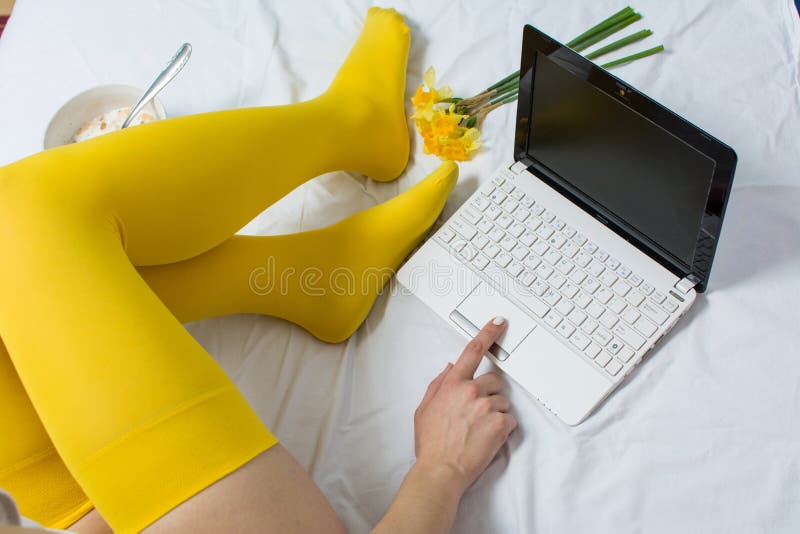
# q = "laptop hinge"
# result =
<box><xmin>510</xmin><ymin>161</ymin><xmax>529</xmax><ymax>174</ymax></box>
<box><xmin>674</xmin><ymin>275</ymin><xmax>697</xmax><ymax>294</ymax></box>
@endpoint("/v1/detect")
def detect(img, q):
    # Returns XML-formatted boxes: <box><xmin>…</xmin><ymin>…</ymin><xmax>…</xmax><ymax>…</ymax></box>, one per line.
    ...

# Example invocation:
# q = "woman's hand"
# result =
<box><xmin>372</xmin><ymin>317</ymin><xmax>516</xmax><ymax>534</ymax></box>
<box><xmin>413</xmin><ymin>316</ymin><xmax>517</xmax><ymax>497</ymax></box>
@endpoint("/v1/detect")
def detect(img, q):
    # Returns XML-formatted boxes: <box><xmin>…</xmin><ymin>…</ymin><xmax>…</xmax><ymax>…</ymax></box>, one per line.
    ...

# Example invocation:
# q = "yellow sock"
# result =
<box><xmin>139</xmin><ymin>161</ymin><xmax>458</xmax><ymax>342</ymax></box>
<box><xmin>328</xmin><ymin>7</ymin><xmax>411</xmax><ymax>181</ymax></box>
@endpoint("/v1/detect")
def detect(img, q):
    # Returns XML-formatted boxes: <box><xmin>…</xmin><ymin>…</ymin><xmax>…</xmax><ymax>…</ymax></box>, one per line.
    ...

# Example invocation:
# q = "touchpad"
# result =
<box><xmin>449</xmin><ymin>282</ymin><xmax>536</xmax><ymax>360</ymax></box>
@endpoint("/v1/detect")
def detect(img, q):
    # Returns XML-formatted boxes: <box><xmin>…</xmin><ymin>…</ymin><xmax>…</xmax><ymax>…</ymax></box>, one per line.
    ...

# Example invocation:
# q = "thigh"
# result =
<box><xmin>69</xmin><ymin>445</ymin><xmax>345</xmax><ymax>534</ymax></box>
<box><xmin>144</xmin><ymin>445</ymin><xmax>346</xmax><ymax>534</ymax></box>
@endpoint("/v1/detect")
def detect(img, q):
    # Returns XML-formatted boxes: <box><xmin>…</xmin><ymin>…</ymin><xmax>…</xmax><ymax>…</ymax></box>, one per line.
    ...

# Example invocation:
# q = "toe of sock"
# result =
<box><xmin>428</xmin><ymin>160</ymin><xmax>459</xmax><ymax>191</ymax></box>
<box><xmin>366</xmin><ymin>7</ymin><xmax>410</xmax><ymax>35</ymax></box>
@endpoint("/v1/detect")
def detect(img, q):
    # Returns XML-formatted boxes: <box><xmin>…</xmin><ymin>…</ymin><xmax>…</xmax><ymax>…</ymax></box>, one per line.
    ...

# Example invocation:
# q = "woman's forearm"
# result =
<box><xmin>372</xmin><ymin>462</ymin><xmax>463</xmax><ymax>534</ymax></box>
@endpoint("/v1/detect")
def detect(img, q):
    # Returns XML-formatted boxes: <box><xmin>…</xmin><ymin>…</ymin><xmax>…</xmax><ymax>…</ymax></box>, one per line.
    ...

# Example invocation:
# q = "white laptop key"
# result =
<box><xmin>612</xmin><ymin>323</ymin><xmax>645</xmax><ymax>350</ymax></box>
<box><xmin>472</xmin><ymin>255</ymin><xmax>490</xmax><ymax>271</ymax></box>
<box><xmin>450</xmin><ymin>217</ymin><xmax>477</xmax><ymax>240</ymax></box>
<box><xmin>497</xmin><ymin>214</ymin><xmax>514</xmax><ymax>229</ymax></box>
<box><xmin>458</xmin><ymin>245</ymin><xmax>478</xmax><ymax>262</ymax></box>
<box><xmin>605</xmin><ymin>360</ymin><xmax>623</xmax><ymax>376</ymax></box>
<box><xmin>476</xmin><ymin>218</ymin><xmax>494</xmax><ymax>233</ymax></box>
<box><xmin>561</xmin><ymin>282</ymin><xmax>580</xmax><ymax>299</ymax></box>
<box><xmin>514</xmin><ymin>208</ymin><xmax>531</xmax><ymax>222</ymax></box>
<box><xmin>569</xmin><ymin>331</ymin><xmax>591</xmax><ymax>351</ymax></box>
<box><xmin>662</xmin><ymin>298</ymin><xmax>679</xmax><ymax>313</ymax></box>
<box><xmin>618</xmin><ymin>346</ymin><xmax>635</xmax><ymax>363</ymax></box>
<box><xmin>599</xmin><ymin>312</ymin><xmax>618</xmax><ymax>329</ymax></box>
<box><xmin>595</xmin><ymin>352</ymin><xmax>612</xmax><ymax>367</ymax></box>
<box><xmin>608</xmin><ymin>298</ymin><xmax>626</xmax><ymax>315</ymax></box>
<box><xmin>472</xmin><ymin>234</ymin><xmax>489</xmax><ymax>250</ymax></box>
<box><xmin>625</xmin><ymin>290</ymin><xmax>645</xmax><ymax>307</ymax></box>
<box><xmin>621</xmin><ymin>307</ymin><xmax>641</xmax><ymax>324</ymax></box>
<box><xmin>574</xmin><ymin>292</ymin><xmax>592</xmax><ymax>309</ymax></box>
<box><xmin>488</xmin><ymin>190</ymin><xmax>507</xmax><ymax>204</ymax></box>
<box><xmin>544</xmin><ymin>312</ymin><xmax>561</xmax><ymax>328</ymax></box>
<box><xmin>587</xmin><ymin>260</ymin><xmax>604</xmax><ymax>277</ymax></box>
<box><xmin>633</xmin><ymin>316</ymin><xmax>658</xmax><ymax>337</ymax></box>
<box><xmin>437</xmin><ymin>227</ymin><xmax>456</xmax><ymax>243</ymax></box>
<box><xmin>613</xmin><ymin>280</ymin><xmax>631</xmax><ymax>296</ymax></box>
<box><xmin>555</xmin><ymin>320</ymin><xmax>575</xmax><ymax>338</ymax></box>
<box><xmin>484</xmin><ymin>242</ymin><xmax>501</xmax><ymax>258</ymax></box>
<box><xmin>584</xmin><ymin>343</ymin><xmax>601</xmax><ymax>359</ymax></box>
<box><xmin>462</xmin><ymin>207</ymin><xmax>482</xmax><ymax>224</ymax></box>
<box><xmin>641</xmin><ymin>300</ymin><xmax>668</xmax><ymax>324</ymax></box>
<box><xmin>592</xmin><ymin>328</ymin><xmax>613</xmax><ymax>346</ymax></box>
<box><xmin>509</xmin><ymin>223</ymin><xmax>526</xmax><ymax>238</ymax></box>
<box><xmin>581</xmin><ymin>319</ymin><xmax>597</xmax><ymax>334</ymax></box>
<box><xmin>472</xmin><ymin>195</ymin><xmax>491</xmax><ymax>211</ymax></box>
<box><xmin>524</xmin><ymin>296</ymin><xmax>549</xmax><ymax>318</ymax></box>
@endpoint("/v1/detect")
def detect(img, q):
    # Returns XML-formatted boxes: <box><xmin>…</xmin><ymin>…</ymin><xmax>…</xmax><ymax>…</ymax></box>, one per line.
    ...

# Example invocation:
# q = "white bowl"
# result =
<box><xmin>43</xmin><ymin>84</ymin><xmax>166</xmax><ymax>149</ymax></box>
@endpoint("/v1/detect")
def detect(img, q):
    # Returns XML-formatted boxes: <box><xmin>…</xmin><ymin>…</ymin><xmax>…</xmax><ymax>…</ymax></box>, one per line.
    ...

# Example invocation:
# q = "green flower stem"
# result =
<box><xmin>486</xmin><ymin>70</ymin><xmax>521</xmax><ymax>91</ymax></box>
<box><xmin>462</xmin><ymin>8</ymin><xmax>661</xmax><ymax>120</ymax></box>
<box><xmin>566</xmin><ymin>6</ymin><xmax>634</xmax><ymax>48</ymax></box>
<box><xmin>572</xmin><ymin>13</ymin><xmax>642</xmax><ymax>52</ymax></box>
<box><xmin>600</xmin><ymin>44</ymin><xmax>664</xmax><ymax>68</ymax></box>
<box><xmin>490</xmin><ymin>77</ymin><xmax>519</xmax><ymax>96</ymax></box>
<box><xmin>484</xmin><ymin>7</ymin><xmax>636</xmax><ymax>94</ymax></box>
<box><xmin>584</xmin><ymin>29</ymin><xmax>652</xmax><ymax>60</ymax></box>
<box><xmin>467</xmin><ymin>88</ymin><xmax>518</xmax><ymax>117</ymax></box>
<box><xmin>439</xmin><ymin>97</ymin><xmax>463</xmax><ymax>103</ymax></box>
<box><xmin>489</xmin><ymin>89</ymin><xmax>519</xmax><ymax>105</ymax></box>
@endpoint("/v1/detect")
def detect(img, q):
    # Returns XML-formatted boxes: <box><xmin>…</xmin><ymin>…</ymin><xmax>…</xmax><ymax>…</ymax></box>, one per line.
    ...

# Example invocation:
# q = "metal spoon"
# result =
<box><xmin>122</xmin><ymin>43</ymin><xmax>192</xmax><ymax>129</ymax></box>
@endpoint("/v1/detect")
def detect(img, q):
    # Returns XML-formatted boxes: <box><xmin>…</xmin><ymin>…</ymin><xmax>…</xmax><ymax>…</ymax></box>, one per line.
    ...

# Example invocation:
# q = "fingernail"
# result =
<box><xmin>492</xmin><ymin>316</ymin><xmax>506</xmax><ymax>325</ymax></box>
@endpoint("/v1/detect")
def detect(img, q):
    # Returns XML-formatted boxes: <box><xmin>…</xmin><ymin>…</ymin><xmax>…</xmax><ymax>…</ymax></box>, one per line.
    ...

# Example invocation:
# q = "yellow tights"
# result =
<box><xmin>0</xmin><ymin>8</ymin><xmax>457</xmax><ymax>532</ymax></box>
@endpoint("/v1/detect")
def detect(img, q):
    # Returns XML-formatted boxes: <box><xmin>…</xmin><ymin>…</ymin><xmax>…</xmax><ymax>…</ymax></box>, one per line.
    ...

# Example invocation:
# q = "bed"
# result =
<box><xmin>1</xmin><ymin>1</ymin><xmax>799</xmax><ymax>532</ymax></box>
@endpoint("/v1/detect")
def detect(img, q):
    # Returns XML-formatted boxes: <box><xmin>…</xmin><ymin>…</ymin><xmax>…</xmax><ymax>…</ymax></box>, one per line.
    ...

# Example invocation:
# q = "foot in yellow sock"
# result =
<box><xmin>328</xmin><ymin>7</ymin><xmax>411</xmax><ymax>181</ymax></box>
<box><xmin>139</xmin><ymin>161</ymin><xmax>458</xmax><ymax>342</ymax></box>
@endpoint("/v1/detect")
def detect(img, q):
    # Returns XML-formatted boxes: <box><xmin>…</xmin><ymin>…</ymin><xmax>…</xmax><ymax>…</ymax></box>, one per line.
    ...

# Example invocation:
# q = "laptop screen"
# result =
<box><xmin>526</xmin><ymin>53</ymin><xmax>716</xmax><ymax>266</ymax></box>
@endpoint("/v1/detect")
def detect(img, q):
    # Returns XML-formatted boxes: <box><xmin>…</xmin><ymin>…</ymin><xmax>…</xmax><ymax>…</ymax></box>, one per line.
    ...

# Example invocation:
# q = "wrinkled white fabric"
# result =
<box><xmin>0</xmin><ymin>1</ymin><xmax>798</xmax><ymax>533</ymax></box>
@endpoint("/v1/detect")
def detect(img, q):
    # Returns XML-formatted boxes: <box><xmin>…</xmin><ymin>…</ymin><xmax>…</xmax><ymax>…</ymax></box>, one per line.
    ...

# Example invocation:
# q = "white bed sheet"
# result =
<box><xmin>1</xmin><ymin>1</ymin><xmax>799</xmax><ymax>532</ymax></box>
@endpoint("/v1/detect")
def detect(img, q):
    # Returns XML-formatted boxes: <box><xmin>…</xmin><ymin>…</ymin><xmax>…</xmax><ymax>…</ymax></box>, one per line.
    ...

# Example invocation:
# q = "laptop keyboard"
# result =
<box><xmin>434</xmin><ymin>166</ymin><xmax>683</xmax><ymax>378</ymax></box>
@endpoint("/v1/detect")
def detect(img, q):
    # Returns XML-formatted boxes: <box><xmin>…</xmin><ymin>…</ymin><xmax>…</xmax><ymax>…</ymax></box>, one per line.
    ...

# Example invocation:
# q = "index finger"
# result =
<box><xmin>453</xmin><ymin>316</ymin><xmax>507</xmax><ymax>379</ymax></box>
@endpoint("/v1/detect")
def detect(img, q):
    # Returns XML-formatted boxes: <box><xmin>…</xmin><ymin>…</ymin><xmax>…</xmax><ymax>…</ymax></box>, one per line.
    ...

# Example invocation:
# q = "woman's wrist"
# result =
<box><xmin>372</xmin><ymin>460</ymin><xmax>464</xmax><ymax>534</ymax></box>
<box><xmin>408</xmin><ymin>459</ymin><xmax>466</xmax><ymax>503</ymax></box>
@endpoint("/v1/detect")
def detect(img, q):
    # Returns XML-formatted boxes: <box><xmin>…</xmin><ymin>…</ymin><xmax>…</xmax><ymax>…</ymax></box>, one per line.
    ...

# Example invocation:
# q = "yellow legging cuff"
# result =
<box><xmin>0</xmin><ymin>448</ymin><xmax>93</xmax><ymax>529</ymax></box>
<box><xmin>74</xmin><ymin>385</ymin><xmax>277</xmax><ymax>532</ymax></box>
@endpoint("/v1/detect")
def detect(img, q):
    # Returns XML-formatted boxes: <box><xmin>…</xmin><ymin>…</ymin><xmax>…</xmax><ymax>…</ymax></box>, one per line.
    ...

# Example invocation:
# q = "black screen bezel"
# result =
<box><xmin>514</xmin><ymin>25</ymin><xmax>737</xmax><ymax>293</ymax></box>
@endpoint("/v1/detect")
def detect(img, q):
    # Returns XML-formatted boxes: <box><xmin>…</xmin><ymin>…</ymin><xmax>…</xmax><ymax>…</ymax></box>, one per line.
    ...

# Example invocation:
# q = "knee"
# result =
<box><xmin>0</xmin><ymin>151</ymin><xmax>110</xmax><ymax>229</ymax></box>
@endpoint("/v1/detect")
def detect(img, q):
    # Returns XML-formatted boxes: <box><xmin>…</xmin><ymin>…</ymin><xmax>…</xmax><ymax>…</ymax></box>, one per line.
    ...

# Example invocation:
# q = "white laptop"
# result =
<box><xmin>397</xmin><ymin>25</ymin><xmax>737</xmax><ymax>425</ymax></box>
